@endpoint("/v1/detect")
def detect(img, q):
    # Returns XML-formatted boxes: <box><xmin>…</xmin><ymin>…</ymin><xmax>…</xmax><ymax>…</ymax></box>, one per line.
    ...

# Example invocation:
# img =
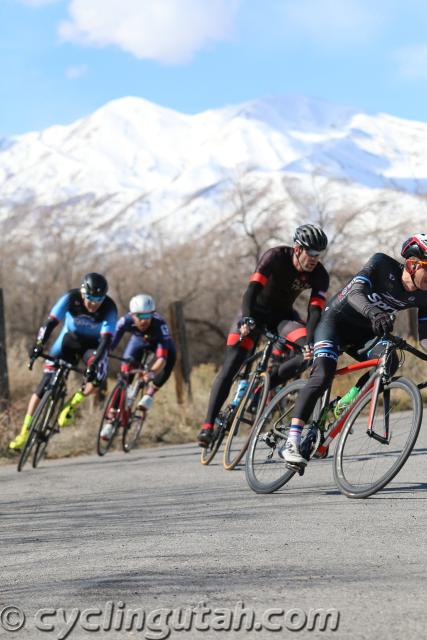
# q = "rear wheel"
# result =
<box><xmin>333</xmin><ymin>377</ymin><xmax>422</xmax><ymax>498</ymax></box>
<box><xmin>223</xmin><ymin>371</ymin><xmax>270</xmax><ymax>470</ymax></box>
<box><xmin>200</xmin><ymin>411</ymin><xmax>229</xmax><ymax>465</ymax></box>
<box><xmin>97</xmin><ymin>383</ymin><xmax>123</xmax><ymax>456</ymax></box>
<box><xmin>245</xmin><ymin>379</ymin><xmax>321</xmax><ymax>493</ymax></box>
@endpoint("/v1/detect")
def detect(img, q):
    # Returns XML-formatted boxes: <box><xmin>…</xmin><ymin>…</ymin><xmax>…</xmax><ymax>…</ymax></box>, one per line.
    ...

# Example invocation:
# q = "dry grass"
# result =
<box><xmin>2</xmin><ymin>340</ymin><xmax>427</xmax><ymax>464</ymax></box>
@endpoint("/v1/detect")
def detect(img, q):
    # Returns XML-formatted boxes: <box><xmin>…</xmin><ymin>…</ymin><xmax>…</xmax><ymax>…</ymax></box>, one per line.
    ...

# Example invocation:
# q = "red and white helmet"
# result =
<box><xmin>401</xmin><ymin>234</ymin><xmax>427</xmax><ymax>261</ymax></box>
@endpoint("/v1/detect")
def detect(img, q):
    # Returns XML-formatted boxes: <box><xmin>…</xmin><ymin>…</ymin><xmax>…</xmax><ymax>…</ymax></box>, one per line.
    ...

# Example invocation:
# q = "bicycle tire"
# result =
<box><xmin>245</xmin><ymin>379</ymin><xmax>322</xmax><ymax>494</ymax></box>
<box><xmin>245</xmin><ymin>379</ymin><xmax>304</xmax><ymax>492</ymax></box>
<box><xmin>97</xmin><ymin>383</ymin><xmax>122</xmax><ymax>456</ymax></box>
<box><xmin>223</xmin><ymin>371</ymin><xmax>270</xmax><ymax>471</ymax></box>
<box><xmin>122</xmin><ymin>409</ymin><xmax>145</xmax><ymax>452</ymax></box>
<box><xmin>333</xmin><ymin>377</ymin><xmax>422</xmax><ymax>499</ymax></box>
<box><xmin>32</xmin><ymin>391</ymin><xmax>64</xmax><ymax>468</ymax></box>
<box><xmin>200</xmin><ymin>414</ymin><xmax>229</xmax><ymax>465</ymax></box>
<box><xmin>17</xmin><ymin>392</ymin><xmax>52</xmax><ymax>472</ymax></box>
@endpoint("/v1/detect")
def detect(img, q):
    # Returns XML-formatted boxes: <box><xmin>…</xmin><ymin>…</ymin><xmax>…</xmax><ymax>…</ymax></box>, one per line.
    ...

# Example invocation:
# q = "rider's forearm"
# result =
<box><xmin>306</xmin><ymin>305</ymin><xmax>321</xmax><ymax>344</ymax></box>
<box><xmin>151</xmin><ymin>357</ymin><xmax>166</xmax><ymax>374</ymax></box>
<box><xmin>92</xmin><ymin>334</ymin><xmax>112</xmax><ymax>366</ymax></box>
<box><xmin>37</xmin><ymin>316</ymin><xmax>58</xmax><ymax>345</ymax></box>
<box><xmin>347</xmin><ymin>283</ymin><xmax>378</xmax><ymax>318</ymax></box>
<box><xmin>241</xmin><ymin>282</ymin><xmax>262</xmax><ymax>318</ymax></box>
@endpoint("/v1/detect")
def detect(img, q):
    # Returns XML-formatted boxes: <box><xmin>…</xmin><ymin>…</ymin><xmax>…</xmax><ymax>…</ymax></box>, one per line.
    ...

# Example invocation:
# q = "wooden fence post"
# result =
<box><xmin>0</xmin><ymin>289</ymin><xmax>10</xmax><ymax>411</ymax></box>
<box><xmin>169</xmin><ymin>301</ymin><xmax>192</xmax><ymax>404</ymax></box>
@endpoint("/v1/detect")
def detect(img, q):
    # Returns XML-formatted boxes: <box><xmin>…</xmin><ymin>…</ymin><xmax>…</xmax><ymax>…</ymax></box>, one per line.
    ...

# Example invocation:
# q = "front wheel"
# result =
<box><xmin>32</xmin><ymin>391</ymin><xmax>64</xmax><ymax>468</ymax></box>
<box><xmin>18</xmin><ymin>392</ymin><xmax>52</xmax><ymax>472</ymax></box>
<box><xmin>333</xmin><ymin>377</ymin><xmax>422</xmax><ymax>498</ymax></box>
<box><xmin>97</xmin><ymin>383</ymin><xmax>123</xmax><ymax>456</ymax></box>
<box><xmin>122</xmin><ymin>409</ymin><xmax>146</xmax><ymax>452</ymax></box>
<box><xmin>223</xmin><ymin>371</ymin><xmax>270</xmax><ymax>471</ymax></box>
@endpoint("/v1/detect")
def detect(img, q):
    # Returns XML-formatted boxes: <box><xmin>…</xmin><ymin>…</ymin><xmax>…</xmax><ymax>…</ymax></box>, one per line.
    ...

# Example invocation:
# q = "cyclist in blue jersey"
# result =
<box><xmin>102</xmin><ymin>294</ymin><xmax>176</xmax><ymax>438</ymax></box>
<box><xmin>9</xmin><ymin>273</ymin><xmax>117</xmax><ymax>451</ymax></box>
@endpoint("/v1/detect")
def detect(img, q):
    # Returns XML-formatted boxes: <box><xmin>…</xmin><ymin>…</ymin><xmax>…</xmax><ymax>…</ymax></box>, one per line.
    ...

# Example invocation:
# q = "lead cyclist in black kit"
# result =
<box><xmin>198</xmin><ymin>224</ymin><xmax>330</xmax><ymax>447</ymax></box>
<box><xmin>280</xmin><ymin>233</ymin><xmax>427</xmax><ymax>467</ymax></box>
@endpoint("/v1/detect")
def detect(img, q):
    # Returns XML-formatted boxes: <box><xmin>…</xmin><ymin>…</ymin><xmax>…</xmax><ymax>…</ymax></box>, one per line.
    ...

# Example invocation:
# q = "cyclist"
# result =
<box><xmin>197</xmin><ymin>223</ymin><xmax>330</xmax><ymax>447</ymax></box>
<box><xmin>106</xmin><ymin>294</ymin><xmax>176</xmax><ymax>426</ymax></box>
<box><xmin>9</xmin><ymin>273</ymin><xmax>117</xmax><ymax>450</ymax></box>
<box><xmin>280</xmin><ymin>234</ymin><xmax>427</xmax><ymax>467</ymax></box>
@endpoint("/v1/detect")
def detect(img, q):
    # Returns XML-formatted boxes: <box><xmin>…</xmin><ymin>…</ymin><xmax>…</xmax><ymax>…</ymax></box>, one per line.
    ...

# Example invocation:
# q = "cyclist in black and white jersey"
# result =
<box><xmin>198</xmin><ymin>224</ymin><xmax>330</xmax><ymax>447</ymax></box>
<box><xmin>280</xmin><ymin>234</ymin><xmax>427</xmax><ymax>467</ymax></box>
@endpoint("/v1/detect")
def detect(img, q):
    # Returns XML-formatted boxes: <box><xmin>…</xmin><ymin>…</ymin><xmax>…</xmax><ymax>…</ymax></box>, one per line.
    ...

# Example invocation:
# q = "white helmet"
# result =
<box><xmin>129</xmin><ymin>294</ymin><xmax>156</xmax><ymax>315</ymax></box>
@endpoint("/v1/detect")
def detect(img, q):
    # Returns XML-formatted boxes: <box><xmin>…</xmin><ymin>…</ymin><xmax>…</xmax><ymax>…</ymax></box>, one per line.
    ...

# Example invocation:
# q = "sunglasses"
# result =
<box><xmin>408</xmin><ymin>258</ymin><xmax>427</xmax><ymax>268</ymax></box>
<box><xmin>306</xmin><ymin>249</ymin><xmax>322</xmax><ymax>257</ymax></box>
<box><xmin>134</xmin><ymin>312</ymin><xmax>153</xmax><ymax>320</ymax></box>
<box><xmin>85</xmin><ymin>293</ymin><xmax>105</xmax><ymax>303</ymax></box>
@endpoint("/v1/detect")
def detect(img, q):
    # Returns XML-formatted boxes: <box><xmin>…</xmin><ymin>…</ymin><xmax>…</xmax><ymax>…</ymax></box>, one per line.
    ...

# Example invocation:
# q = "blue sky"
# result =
<box><xmin>2</xmin><ymin>0</ymin><xmax>427</xmax><ymax>136</ymax></box>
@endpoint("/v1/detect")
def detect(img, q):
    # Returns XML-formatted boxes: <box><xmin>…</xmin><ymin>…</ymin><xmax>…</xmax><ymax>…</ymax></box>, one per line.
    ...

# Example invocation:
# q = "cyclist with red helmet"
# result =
<box><xmin>198</xmin><ymin>224</ymin><xmax>330</xmax><ymax>447</ymax></box>
<box><xmin>280</xmin><ymin>234</ymin><xmax>427</xmax><ymax>467</ymax></box>
<box><xmin>9</xmin><ymin>273</ymin><xmax>117</xmax><ymax>451</ymax></box>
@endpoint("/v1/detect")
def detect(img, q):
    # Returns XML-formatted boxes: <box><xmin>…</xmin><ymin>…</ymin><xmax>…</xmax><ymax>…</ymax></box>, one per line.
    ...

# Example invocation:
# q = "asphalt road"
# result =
<box><xmin>1</xmin><ymin>424</ymin><xmax>427</xmax><ymax>640</ymax></box>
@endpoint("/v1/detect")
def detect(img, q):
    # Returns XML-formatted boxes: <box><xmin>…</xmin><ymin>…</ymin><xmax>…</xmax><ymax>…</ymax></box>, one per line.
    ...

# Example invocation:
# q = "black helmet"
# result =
<box><xmin>81</xmin><ymin>272</ymin><xmax>108</xmax><ymax>299</ymax></box>
<box><xmin>401</xmin><ymin>234</ymin><xmax>427</xmax><ymax>260</ymax></box>
<box><xmin>293</xmin><ymin>224</ymin><xmax>328</xmax><ymax>253</ymax></box>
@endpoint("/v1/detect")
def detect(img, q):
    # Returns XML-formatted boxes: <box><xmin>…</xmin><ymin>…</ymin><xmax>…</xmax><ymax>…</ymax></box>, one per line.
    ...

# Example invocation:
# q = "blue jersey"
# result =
<box><xmin>111</xmin><ymin>312</ymin><xmax>175</xmax><ymax>358</ymax></box>
<box><xmin>49</xmin><ymin>289</ymin><xmax>117</xmax><ymax>352</ymax></box>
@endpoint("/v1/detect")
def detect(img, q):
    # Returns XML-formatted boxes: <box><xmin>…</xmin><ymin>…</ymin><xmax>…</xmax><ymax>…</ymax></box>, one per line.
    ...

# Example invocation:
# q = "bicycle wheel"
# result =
<box><xmin>17</xmin><ymin>392</ymin><xmax>52</xmax><ymax>472</ymax></box>
<box><xmin>333</xmin><ymin>377</ymin><xmax>422</xmax><ymax>498</ymax></box>
<box><xmin>122</xmin><ymin>407</ymin><xmax>145</xmax><ymax>452</ymax></box>
<box><xmin>32</xmin><ymin>391</ymin><xmax>64</xmax><ymax>468</ymax></box>
<box><xmin>97</xmin><ymin>383</ymin><xmax>122</xmax><ymax>456</ymax></box>
<box><xmin>223</xmin><ymin>371</ymin><xmax>270</xmax><ymax>470</ymax></box>
<box><xmin>245</xmin><ymin>379</ymin><xmax>321</xmax><ymax>494</ymax></box>
<box><xmin>200</xmin><ymin>411</ymin><xmax>229</xmax><ymax>466</ymax></box>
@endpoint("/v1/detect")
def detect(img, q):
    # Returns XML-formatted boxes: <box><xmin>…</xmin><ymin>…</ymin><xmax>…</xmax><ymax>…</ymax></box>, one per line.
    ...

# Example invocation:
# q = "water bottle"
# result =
<box><xmin>126</xmin><ymin>380</ymin><xmax>140</xmax><ymax>407</ymax></box>
<box><xmin>232</xmin><ymin>379</ymin><xmax>248</xmax><ymax>406</ymax></box>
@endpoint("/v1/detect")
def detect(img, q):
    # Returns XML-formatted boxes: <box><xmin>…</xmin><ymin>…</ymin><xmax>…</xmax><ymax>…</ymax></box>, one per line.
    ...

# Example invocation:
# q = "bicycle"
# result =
<box><xmin>246</xmin><ymin>334</ymin><xmax>427</xmax><ymax>498</ymax></box>
<box><xmin>17</xmin><ymin>353</ymin><xmax>86</xmax><ymax>472</ymax></box>
<box><xmin>96</xmin><ymin>353</ymin><xmax>154</xmax><ymax>456</ymax></box>
<box><xmin>199</xmin><ymin>328</ymin><xmax>302</xmax><ymax>469</ymax></box>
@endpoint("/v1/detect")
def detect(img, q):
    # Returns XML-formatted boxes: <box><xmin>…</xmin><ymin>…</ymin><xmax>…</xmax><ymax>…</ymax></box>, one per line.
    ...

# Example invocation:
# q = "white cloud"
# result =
<box><xmin>278</xmin><ymin>0</ymin><xmax>384</xmax><ymax>47</ymax></box>
<box><xmin>393</xmin><ymin>44</ymin><xmax>427</xmax><ymax>80</ymax></box>
<box><xmin>65</xmin><ymin>64</ymin><xmax>88</xmax><ymax>79</ymax></box>
<box><xmin>59</xmin><ymin>0</ymin><xmax>240</xmax><ymax>64</ymax></box>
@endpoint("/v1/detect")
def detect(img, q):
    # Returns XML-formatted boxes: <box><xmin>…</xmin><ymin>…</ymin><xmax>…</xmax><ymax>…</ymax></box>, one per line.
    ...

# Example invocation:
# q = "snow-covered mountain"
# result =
<box><xmin>1</xmin><ymin>95</ymin><xmax>427</xmax><ymax>248</ymax></box>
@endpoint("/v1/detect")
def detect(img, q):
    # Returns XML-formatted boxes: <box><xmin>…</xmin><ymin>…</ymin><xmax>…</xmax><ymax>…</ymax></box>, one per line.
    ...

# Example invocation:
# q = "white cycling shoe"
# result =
<box><xmin>137</xmin><ymin>394</ymin><xmax>153</xmax><ymax>411</ymax></box>
<box><xmin>278</xmin><ymin>441</ymin><xmax>308</xmax><ymax>466</ymax></box>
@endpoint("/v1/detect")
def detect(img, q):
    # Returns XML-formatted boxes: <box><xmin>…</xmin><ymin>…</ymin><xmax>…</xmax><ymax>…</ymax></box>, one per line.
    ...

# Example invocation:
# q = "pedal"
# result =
<box><xmin>285</xmin><ymin>461</ymin><xmax>302</xmax><ymax>472</ymax></box>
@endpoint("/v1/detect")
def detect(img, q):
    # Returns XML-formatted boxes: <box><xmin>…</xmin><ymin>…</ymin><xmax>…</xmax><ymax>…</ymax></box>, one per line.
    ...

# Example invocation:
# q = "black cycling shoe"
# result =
<box><xmin>197</xmin><ymin>428</ymin><xmax>214</xmax><ymax>448</ymax></box>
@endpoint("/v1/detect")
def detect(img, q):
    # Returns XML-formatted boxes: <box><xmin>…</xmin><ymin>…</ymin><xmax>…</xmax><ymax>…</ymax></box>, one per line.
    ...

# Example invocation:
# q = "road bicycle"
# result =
<box><xmin>17</xmin><ymin>353</ymin><xmax>86</xmax><ymax>472</ymax></box>
<box><xmin>246</xmin><ymin>335</ymin><xmax>427</xmax><ymax>498</ymax></box>
<box><xmin>96</xmin><ymin>352</ymin><xmax>155</xmax><ymax>456</ymax></box>
<box><xmin>200</xmin><ymin>328</ymin><xmax>302</xmax><ymax>470</ymax></box>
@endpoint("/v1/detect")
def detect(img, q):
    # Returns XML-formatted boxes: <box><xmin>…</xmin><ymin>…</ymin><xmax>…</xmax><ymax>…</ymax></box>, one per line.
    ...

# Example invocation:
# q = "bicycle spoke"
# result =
<box><xmin>334</xmin><ymin>378</ymin><xmax>422</xmax><ymax>498</ymax></box>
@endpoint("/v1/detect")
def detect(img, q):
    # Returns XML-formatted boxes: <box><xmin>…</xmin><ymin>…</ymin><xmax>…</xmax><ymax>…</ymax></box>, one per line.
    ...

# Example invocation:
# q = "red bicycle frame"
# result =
<box><xmin>315</xmin><ymin>357</ymin><xmax>380</xmax><ymax>457</ymax></box>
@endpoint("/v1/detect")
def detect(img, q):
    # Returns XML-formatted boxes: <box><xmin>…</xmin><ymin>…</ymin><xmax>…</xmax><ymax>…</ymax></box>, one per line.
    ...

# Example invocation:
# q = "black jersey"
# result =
<box><xmin>249</xmin><ymin>246</ymin><xmax>329</xmax><ymax>315</ymax></box>
<box><xmin>326</xmin><ymin>253</ymin><xmax>427</xmax><ymax>339</ymax></box>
